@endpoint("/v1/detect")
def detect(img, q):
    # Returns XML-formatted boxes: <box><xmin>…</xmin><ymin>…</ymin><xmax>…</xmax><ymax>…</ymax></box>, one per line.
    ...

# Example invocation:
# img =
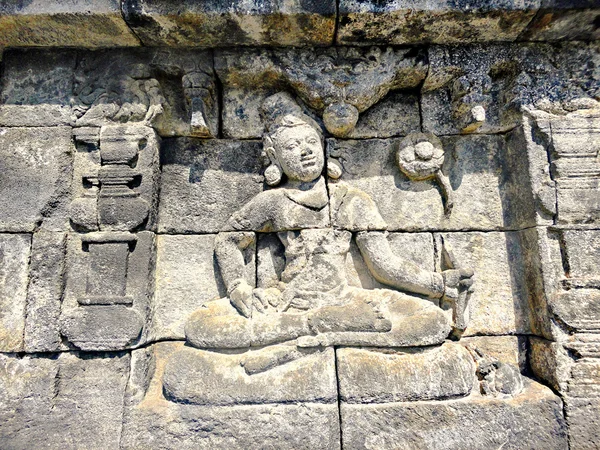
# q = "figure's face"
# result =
<box><xmin>272</xmin><ymin>125</ymin><xmax>324</xmax><ymax>182</ymax></box>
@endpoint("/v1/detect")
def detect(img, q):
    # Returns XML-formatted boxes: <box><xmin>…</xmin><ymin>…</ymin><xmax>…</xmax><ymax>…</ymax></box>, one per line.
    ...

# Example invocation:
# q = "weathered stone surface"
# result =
<box><xmin>1</xmin><ymin>50</ymin><xmax>76</xmax><ymax>107</ymax></box>
<box><xmin>329</xmin><ymin>135</ymin><xmax>508</xmax><ymax>231</ymax></box>
<box><xmin>158</xmin><ymin>139</ymin><xmax>264</xmax><ymax>233</ymax></box>
<box><xmin>463</xmin><ymin>335</ymin><xmax>528</xmax><ymax>371</ymax></box>
<box><xmin>565</xmin><ymin>396</ymin><xmax>600</xmax><ymax>450</ymax></box>
<box><xmin>0</xmin><ymin>105</ymin><xmax>73</xmax><ymax>127</ymax></box>
<box><xmin>560</xmin><ymin>230</ymin><xmax>600</xmax><ymax>279</ymax></box>
<box><xmin>435</xmin><ymin>232</ymin><xmax>532</xmax><ymax>336</ymax></box>
<box><xmin>216</xmin><ymin>47</ymin><xmax>427</xmax><ymax>138</ymax></box>
<box><xmin>347</xmin><ymin>92</ymin><xmax>421</xmax><ymax>139</ymax></box>
<box><xmin>122</xmin><ymin>0</ymin><xmax>336</xmax><ymax>47</ymax></box>
<box><xmin>23</xmin><ymin>231</ymin><xmax>66</xmax><ymax>353</ymax></box>
<box><xmin>60</xmin><ymin>232</ymin><xmax>155</xmax><ymax>350</ymax></box>
<box><xmin>337</xmin><ymin>343</ymin><xmax>476</xmax><ymax>403</ymax></box>
<box><xmin>0</xmin><ymin>127</ymin><xmax>73</xmax><ymax>232</ymax></box>
<box><xmin>73</xmin><ymin>49</ymin><xmax>218</xmax><ymax>138</ymax></box>
<box><xmin>0</xmin><ymin>234</ymin><xmax>30</xmax><ymax>353</ymax></box>
<box><xmin>122</xmin><ymin>342</ymin><xmax>340</xmax><ymax>449</ymax></box>
<box><xmin>522</xmin><ymin>0</ymin><xmax>600</xmax><ymax>41</ymax></box>
<box><xmin>532</xmin><ymin>112</ymin><xmax>600</xmax><ymax>225</ymax></box>
<box><xmin>341</xmin><ymin>380</ymin><xmax>567</xmax><ymax>449</ymax></box>
<box><xmin>338</xmin><ymin>0</ymin><xmax>540</xmax><ymax>45</ymax></box>
<box><xmin>529</xmin><ymin>337</ymin><xmax>573</xmax><ymax>392</ymax></box>
<box><xmin>345</xmin><ymin>232</ymin><xmax>435</xmax><ymax>290</ymax></box>
<box><xmin>0</xmin><ymin>352</ymin><xmax>130</xmax><ymax>449</ymax></box>
<box><xmin>151</xmin><ymin>234</ymin><xmax>242</xmax><ymax>340</ymax></box>
<box><xmin>163</xmin><ymin>346</ymin><xmax>337</xmax><ymax>405</ymax></box>
<box><xmin>423</xmin><ymin>43</ymin><xmax>600</xmax><ymax>135</ymax></box>
<box><xmin>0</xmin><ymin>0</ymin><xmax>139</xmax><ymax>47</ymax></box>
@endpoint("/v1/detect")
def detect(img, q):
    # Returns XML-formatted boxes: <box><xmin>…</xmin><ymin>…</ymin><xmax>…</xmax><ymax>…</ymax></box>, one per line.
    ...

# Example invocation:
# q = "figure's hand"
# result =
<box><xmin>252</xmin><ymin>287</ymin><xmax>283</xmax><ymax>313</ymax></box>
<box><xmin>229</xmin><ymin>280</ymin><xmax>254</xmax><ymax>318</ymax></box>
<box><xmin>442</xmin><ymin>268</ymin><xmax>474</xmax><ymax>302</ymax></box>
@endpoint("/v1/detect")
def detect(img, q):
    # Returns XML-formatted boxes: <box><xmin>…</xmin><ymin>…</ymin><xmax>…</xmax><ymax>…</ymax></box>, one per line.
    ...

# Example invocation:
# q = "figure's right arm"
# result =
<box><xmin>214</xmin><ymin>191</ymin><xmax>274</xmax><ymax>317</ymax></box>
<box><xmin>215</xmin><ymin>231</ymin><xmax>256</xmax><ymax>318</ymax></box>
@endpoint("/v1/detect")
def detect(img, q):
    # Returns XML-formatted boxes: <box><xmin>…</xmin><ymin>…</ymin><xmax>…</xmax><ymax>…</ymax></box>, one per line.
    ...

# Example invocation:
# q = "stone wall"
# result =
<box><xmin>0</xmin><ymin>1</ymin><xmax>599</xmax><ymax>449</ymax></box>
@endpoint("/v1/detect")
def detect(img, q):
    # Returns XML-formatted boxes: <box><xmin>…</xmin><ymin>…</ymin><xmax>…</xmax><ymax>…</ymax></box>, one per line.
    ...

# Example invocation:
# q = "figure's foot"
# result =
<box><xmin>240</xmin><ymin>345</ymin><xmax>314</xmax><ymax>375</ymax></box>
<box><xmin>308</xmin><ymin>300</ymin><xmax>392</xmax><ymax>334</ymax></box>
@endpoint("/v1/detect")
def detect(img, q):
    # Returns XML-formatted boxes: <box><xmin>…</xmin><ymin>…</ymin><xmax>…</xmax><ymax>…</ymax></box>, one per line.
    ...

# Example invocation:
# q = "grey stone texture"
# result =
<box><xmin>0</xmin><ymin>234</ymin><xmax>31</xmax><ymax>352</ymax></box>
<box><xmin>0</xmin><ymin>0</ymin><xmax>139</xmax><ymax>48</ymax></box>
<box><xmin>338</xmin><ymin>0</ymin><xmax>541</xmax><ymax>45</ymax></box>
<box><xmin>341</xmin><ymin>381</ymin><xmax>568</xmax><ymax>449</ymax></box>
<box><xmin>0</xmin><ymin>127</ymin><xmax>73</xmax><ymax>232</ymax></box>
<box><xmin>1</xmin><ymin>13</ymin><xmax>599</xmax><ymax>449</ymax></box>
<box><xmin>158</xmin><ymin>139</ymin><xmax>264</xmax><ymax>233</ymax></box>
<box><xmin>0</xmin><ymin>352</ymin><xmax>130</xmax><ymax>449</ymax></box>
<box><xmin>121</xmin><ymin>0</ymin><xmax>337</xmax><ymax>47</ymax></box>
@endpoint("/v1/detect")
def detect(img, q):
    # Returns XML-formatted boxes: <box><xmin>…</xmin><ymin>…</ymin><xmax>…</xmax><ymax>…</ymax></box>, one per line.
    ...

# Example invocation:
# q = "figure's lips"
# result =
<box><xmin>301</xmin><ymin>155</ymin><xmax>318</xmax><ymax>166</ymax></box>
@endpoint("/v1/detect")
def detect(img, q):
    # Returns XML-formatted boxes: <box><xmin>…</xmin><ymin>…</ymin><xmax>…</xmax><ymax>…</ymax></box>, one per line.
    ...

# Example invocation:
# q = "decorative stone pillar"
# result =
<box><xmin>61</xmin><ymin>123</ymin><xmax>160</xmax><ymax>351</ymax></box>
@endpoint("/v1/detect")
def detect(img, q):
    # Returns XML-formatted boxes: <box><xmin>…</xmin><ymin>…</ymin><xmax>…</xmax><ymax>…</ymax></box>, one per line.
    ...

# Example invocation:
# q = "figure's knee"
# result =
<box><xmin>184</xmin><ymin>298</ymin><xmax>251</xmax><ymax>349</ymax></box>
<box><xmin>384</xmin><ymin>291</ymin><xmax>452</xmax><ymax>343</ymax></box>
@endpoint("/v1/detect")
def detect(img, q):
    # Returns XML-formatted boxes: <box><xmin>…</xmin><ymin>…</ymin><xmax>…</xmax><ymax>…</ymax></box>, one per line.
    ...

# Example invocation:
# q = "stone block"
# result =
<box><xmin>347</xmin><ymin>92</ymin><xmax>421</xmax><ymax>139</ymax></box>
<box><xmin>337</xmin><ymin>343</ymin><xmax>476</xmax><ymax>404</ymax></box>
<box><xmin>121</xmin><ymin>342</ymin><xmax>340</xmax><ymax>449</ymax></box>
<box><xmin>24</xmin><ymin>231</ymin><xmax>66</xmax><ymax>353</ymax></box>
<box><xmin>61</xmin><ymin>232</ymin><xmax>155</xmax><ymax>351</ymax></box>
<box><xmin>341</xmin><ymin>381</ymin><xmax>567</xmax><ymax>449</ymax></box>
<box><xmin>0</xmin><ymin>0</ymin><xmax>139</xmax><ymax>47</ymax></box>
<box><xmin>565</xmin><ymin>396</ymin><xmax>600</xmax><ymax>450</ymax></box>
<box><xmin>158</xmin><ymin>139</ymin><xmax>264</xmax><ymax>233</ymax></box>
<box><xmin>522</xmin><ymin>1</ymin><xmax>600</xmax><ymax>41</ymax></box>
<box><xmin>338</xmin><ymin>0</ymin><xmax>540</xmax><ymax>45</ymax></box>
<box><xmin>216</xmin><ymin>47</ymin><xmax>427</xmax><ymax>138</ymax></box>
<box><xmin>73</xmin><ymin>49</ymin><xmax>218</xmax><ymax>138</ymax></box>
<box><xmin>122</xmin><ymin>0</ymin><xmax>336</xmax><ymax>47</ymax></box>
<box><xmin>560</xmin><ymin>230</ymin><xmax>600</xmax><ymax>279</ymax></box>
<box><xmin>223</xmin><ymin>88</ymin><xmax>420</xmax><ymax>140</ymax></box>
<box><xmin>462</xmin><ymin>335</ymin><xmax>528</xmax><ymax>371</ymax></box>
<box><xmin>329</xmin><ymin>135</ymin><xmax>508</xmax><ymax>231</ymax></box>
<box><xmin>0</xmin><ymin>352</ymin><xmax>130</xmax><ymax>449</ymax></box>
<box><xmin>1</xmin><ymin>50</ymin><xmax>76</xmax><ymax>106</ymax></box>
<box><xmin>423</xmin><ymin>44</ymin><xmax>600</xmax><ymax>135</ymax></box>
<box><xmin>435</xmin><ymin>232</ymin><xmax>533</xmax><ymax>336</ymax></box>
<box><xmin>151</xmin><ymin>234</ymin><xmax>244</xmax><ymax>340</ymax></box>
<box><xmin>529</xmin><ymin>337</ymin><xmax>573</xmax><ymax>392</ymax></box>
<box><xmin>163</xmin><ymin>346</ymin><xmax>337</xmax><ymax>405</ymax></box>
<box><xmin>0</xmin><ymin>234</ymin><xmax>30</xmax><ymax>352</ymax></box>
<box><xmin>0</xmin><ymin>105</ymin><xmax>73</xmax><ymax>127</ymax></box>
<box><xmin>0</xmin><ymin>127</ymin><xmax>73</xmax><ymax>232</ymax></box>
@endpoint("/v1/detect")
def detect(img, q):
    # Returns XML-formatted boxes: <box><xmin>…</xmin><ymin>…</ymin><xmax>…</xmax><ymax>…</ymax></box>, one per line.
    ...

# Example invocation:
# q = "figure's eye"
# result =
<box><xmin>306</xmin><ymin>138</ymin><xmax>317</xmax><ymax>144</ymax></box>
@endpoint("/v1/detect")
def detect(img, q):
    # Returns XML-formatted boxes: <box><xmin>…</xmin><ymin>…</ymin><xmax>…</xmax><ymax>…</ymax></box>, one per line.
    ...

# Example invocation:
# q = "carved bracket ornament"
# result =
<box><xmin>216</xmin><ymin>47</ymin><xmax>427</xmax><ymax>137</ymax></box>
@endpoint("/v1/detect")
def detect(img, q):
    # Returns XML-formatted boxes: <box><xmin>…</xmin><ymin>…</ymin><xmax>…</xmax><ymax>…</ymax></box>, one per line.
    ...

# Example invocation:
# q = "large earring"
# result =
<box><xmin>265</xmin><ymin>163</ymin><xmax>282</xmax><ymax>186</ymax></box>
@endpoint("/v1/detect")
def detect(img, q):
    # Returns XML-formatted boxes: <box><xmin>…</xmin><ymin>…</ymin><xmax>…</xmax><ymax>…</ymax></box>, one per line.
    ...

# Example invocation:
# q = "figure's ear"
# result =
<box><xmin>263</xmin><ymin>135</ymin><xmax>282</xmax><ymax>186</ymax></box>
<box><xmin>263</xmin><ymin>135</ymin><xmax>277</xmax><ymax>162</ymax></box>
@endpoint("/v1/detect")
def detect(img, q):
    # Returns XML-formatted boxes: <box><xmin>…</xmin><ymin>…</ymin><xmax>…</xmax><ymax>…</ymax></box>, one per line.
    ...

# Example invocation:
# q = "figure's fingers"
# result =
<box><xmin>460</xmin><ymin>278</ymin><xmax>474</xmax><ymax>288</ymax></box>
<box><xmin>232</xmin><ymin>296</ymin><xmax>252</xmax><ymax>318</ymax></box>
<box><xmin>459</xmin><ymin>268</ymin><xmax>475</xmax><ymax>278</ymax></box>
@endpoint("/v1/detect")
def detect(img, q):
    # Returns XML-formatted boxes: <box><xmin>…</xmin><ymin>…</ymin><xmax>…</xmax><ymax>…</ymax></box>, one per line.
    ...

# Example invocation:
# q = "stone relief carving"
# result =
<box><xmin>2</xmin><ymin>41</ymin><xmax>593</xmax><ymax>448</ymax></box>
<box><xmin>161</xmin><ymin>92</ymin><xmax>479</xmax><ymax>404</ymax></box>
<box><xmin>216</xmin><ymin>46</ymin><xmax>427</xmax><ymax>138</ymax></box>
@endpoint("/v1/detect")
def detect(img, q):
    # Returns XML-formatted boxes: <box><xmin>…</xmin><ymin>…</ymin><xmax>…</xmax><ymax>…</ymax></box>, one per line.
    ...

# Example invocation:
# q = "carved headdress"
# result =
<box><xmin>260</xmin><ymin>92</ymin><xmax>323</xmax><ymax>185</ymax></box>
<box><xmin>260</xmin><ymin>92</ymin><xmax>322</xmax><ymax>139</ymax></box>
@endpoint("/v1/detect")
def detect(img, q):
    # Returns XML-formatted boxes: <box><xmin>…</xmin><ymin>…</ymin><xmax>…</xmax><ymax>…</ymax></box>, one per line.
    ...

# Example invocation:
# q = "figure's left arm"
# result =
<box><xmin>356</xmin><ymin>231</ymin><xmax>445</xmax><ymax>299</ymax></box>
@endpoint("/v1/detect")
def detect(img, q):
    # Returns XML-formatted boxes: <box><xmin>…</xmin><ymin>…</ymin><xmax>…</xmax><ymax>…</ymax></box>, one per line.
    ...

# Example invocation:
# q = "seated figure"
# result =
<box><xmin>163</xmin><ymin>93</ymin><xmax>473</xmax><ymax>403</ymax></box>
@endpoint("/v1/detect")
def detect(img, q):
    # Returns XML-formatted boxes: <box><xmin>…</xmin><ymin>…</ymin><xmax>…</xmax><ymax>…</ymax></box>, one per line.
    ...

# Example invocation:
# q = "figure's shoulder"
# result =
<box><xmin>330</xmin><ymin>181</ymin><xmax>387</xmax><ymax>231</ymax></box>
<box><xmin>226</xmin><ymin>189</ymin><xmax>285</xmax><ymax>231</ymax></box>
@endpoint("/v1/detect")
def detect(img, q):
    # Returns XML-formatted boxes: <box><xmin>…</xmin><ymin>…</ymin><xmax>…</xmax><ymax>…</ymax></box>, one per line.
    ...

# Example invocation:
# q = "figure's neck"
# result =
<box><xmin>283</xmin><ymin>176</ymin><xmax>322</xmax><ymax>191</ymax></box>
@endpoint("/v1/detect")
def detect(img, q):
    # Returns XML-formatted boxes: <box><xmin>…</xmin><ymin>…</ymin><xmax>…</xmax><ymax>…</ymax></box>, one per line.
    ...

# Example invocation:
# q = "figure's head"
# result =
<box><xmin>261</xmin><ymin>93</ymin><xmax>324</xmax><ymax>186</ymax></box>
<box><xmin>264</xmin><ymin>115</ymin><xmax>324</xmax><ymax>184</ymax></box>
